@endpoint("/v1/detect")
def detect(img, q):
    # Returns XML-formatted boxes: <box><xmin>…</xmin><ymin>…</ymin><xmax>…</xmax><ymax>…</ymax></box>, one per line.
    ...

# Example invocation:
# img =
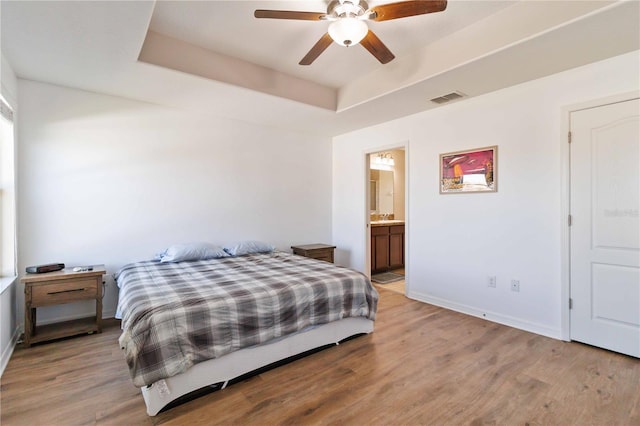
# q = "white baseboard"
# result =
<box><xmin>1</xmin><ymin>325</ymin><xmax>20</xmax><ymax>378</ymax></box>
<box><xmin>407</xmin><ymin>291</ymin><xmax>562</xmax><ymax>340</ymax></box>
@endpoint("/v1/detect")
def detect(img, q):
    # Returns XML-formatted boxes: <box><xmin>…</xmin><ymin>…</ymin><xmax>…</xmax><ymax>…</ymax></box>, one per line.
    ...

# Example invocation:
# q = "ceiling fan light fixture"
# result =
<box><xmin>328</xmin><ymin>17</ymin><xmax>368</xmax><ymax>46</ymax></box>
<box><xmin>255</xmin><ymin>0</ymin><xmax>447</xmax><ymax>64</ymax></box>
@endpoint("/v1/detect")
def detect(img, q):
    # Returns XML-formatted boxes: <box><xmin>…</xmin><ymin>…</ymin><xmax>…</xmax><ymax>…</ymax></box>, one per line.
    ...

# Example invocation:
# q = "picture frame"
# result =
<box><xmin>439</xmin><ymin>145</ymin><xmax>497</xmax><ymax>194</ymax></box>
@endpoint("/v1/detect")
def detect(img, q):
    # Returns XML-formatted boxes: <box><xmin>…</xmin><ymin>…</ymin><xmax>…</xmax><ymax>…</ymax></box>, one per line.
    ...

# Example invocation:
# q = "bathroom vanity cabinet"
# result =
<box><xmin>371</xmin><ymin>223</ymin><xmax>404</xmax><ymax>273</ymax></box>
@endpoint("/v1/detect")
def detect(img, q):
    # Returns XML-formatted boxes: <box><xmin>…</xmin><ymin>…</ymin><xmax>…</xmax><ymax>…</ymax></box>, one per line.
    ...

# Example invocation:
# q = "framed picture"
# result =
<box><xmin>440</xmin><ymin>145</ymin><xmax>497</xmax><ymax>194</ymax></box>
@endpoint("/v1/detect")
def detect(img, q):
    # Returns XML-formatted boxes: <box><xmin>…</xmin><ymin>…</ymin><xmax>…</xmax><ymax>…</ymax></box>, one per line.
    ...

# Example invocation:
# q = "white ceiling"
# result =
<box><xmin>1</xmin><ymin>1</ymin><xmax>639</xmax><ymax>136</ymax></box>
<box><xmin>147</xmin><ymin>1</ymin><xmax>514</xmax><ymax>89</ymax></box>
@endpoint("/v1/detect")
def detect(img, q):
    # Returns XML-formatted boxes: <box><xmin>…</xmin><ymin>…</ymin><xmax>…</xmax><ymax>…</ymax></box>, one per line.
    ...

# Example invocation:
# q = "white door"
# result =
<box><xmin>570</xmin><ymin>98</ymin><xmax>640</xmax><ymax>358</ymax></box>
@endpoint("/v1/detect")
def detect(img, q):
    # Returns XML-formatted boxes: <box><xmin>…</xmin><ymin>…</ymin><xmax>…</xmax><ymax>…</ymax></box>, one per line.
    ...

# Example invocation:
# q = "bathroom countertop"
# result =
<box><xmin>370</xmin><ymin>220</ymin><xmax>405</xmax><ymax>227</ymax></box>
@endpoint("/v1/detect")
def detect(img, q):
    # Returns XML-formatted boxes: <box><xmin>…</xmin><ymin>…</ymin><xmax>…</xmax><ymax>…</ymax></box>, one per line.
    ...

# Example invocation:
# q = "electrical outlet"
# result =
<box><xmin>488</xmin><ymin>276</ymin><xmax>497</xmax><ymax>288</ymax></box>
<box><xmin>511</xmin><ymin>279</ymin><xmax>520</xmax><ymax>292</ymax></box>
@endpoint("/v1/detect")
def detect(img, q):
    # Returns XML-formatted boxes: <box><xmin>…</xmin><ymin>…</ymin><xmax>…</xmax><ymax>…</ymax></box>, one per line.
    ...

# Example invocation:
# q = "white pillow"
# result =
<box><xmin>224</xmin><ymin>240</ymin><xmax>275</xmax><ymax>256</ymax></box>
<box><xmin>157</xmin><ymin>242</ymin><xmax>229</xmax><ymax>263</ymax></box>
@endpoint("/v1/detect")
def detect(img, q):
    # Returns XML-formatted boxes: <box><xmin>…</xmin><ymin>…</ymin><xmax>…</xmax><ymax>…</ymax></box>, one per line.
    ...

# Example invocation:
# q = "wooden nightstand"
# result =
<box><xmin>291</xmin><ymin>244</ymin><xmax>336</xmax><ymax>263</ymax></box>
<box><xmin>21</xmin><ymin>265</ymin><xmax>105</xmax><ymax>347</ymax></box>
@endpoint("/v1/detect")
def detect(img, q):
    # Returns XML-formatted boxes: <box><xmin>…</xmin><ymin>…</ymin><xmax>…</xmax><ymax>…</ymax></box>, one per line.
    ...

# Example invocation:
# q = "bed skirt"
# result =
<box><xmin>141</xmin><ymin>317</ymin><xmax>374</xmax><ymax>416</ymax></box>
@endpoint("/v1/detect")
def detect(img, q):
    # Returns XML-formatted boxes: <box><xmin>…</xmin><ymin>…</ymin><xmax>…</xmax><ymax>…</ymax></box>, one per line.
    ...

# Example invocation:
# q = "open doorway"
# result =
<box><xmin>367</xmin><ymin>148</ymin><xmax>407</xmax><ymax>295</ymax></box>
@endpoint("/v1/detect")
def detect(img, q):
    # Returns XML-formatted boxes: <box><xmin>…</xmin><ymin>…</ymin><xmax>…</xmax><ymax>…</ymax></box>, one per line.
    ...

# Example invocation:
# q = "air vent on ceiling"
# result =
<box><xmin>430</xmin><ymin>91</ymin><xmax>466</xmax><ymax>104</ymax></box>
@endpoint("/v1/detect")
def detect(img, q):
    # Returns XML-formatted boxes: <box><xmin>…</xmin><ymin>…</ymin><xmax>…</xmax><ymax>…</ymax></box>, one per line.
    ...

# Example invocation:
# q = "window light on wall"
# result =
<box><xmin>0</xmin><ymin>94</ymin><xmax>16</xmax><ymax>281</ymax></box>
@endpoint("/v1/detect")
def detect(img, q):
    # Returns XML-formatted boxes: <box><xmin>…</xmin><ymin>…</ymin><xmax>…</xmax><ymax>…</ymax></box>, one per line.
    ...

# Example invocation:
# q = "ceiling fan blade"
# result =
<box><xmin>254</xmin><ymin>10</ymin><xmax>327</xmax><ymax>21</ymax></box>
<box><xmin>360</xmin><ymin>30</ymin><xmax>395</xmax><ymax>64</ymax></box>
<box><xmin>368</xmin><ymin>0</ymin><xmax>447</xmax><ymax>22</ymax></box>
<box><xmin>299</xmin><ymin>33</ymin><xmax>334</xmax><ymax>65</ymax></box>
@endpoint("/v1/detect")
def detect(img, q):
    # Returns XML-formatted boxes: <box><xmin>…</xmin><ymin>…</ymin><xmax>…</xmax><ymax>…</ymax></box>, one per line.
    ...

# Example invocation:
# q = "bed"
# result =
<box><xmin>116</xmin><ymin>249</ymin><xmax>378</xmax><ymax>415</ymax></box>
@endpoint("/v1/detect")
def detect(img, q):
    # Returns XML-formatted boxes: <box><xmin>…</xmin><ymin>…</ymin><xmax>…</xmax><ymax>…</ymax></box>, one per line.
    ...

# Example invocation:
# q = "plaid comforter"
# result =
<box><xmin>117</xmin><ymin>251</ymin><xmax>378</xmax><ymax>387</ymax></box>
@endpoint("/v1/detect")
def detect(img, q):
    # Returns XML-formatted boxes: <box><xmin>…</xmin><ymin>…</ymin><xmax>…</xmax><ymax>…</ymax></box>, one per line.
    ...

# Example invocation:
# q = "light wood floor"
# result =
<box><xmin>2</xmin><ymin>288</ymin><xmax>639</xmax><ymax>425</ymax></box>
<box><xmin>376</xmin><ymin>279</ymin><xmax>405</xmax><ymax>295</ymax></box>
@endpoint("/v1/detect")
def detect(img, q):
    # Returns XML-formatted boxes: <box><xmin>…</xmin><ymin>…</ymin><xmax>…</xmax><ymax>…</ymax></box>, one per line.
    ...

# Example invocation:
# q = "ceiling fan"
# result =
<box><xmin>254</xmin><ymin>0</ymin><xmax>447</xmax><ymax>65</ymax></box>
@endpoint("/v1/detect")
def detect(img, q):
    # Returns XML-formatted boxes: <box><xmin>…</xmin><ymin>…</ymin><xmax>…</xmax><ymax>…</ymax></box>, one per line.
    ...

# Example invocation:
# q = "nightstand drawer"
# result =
<box><xmin>31</xmin><ymin>278</ymin><xmax>98</xmax><ymax>306</ymax></box>
<box><xmin>307</xmin><ymin>250</ymin><xmax>333</xmax><ymax>262</ymax></box>
<box><xmin>291</xmin><ymin>244</ymin><xmax>336</xmax><ymax>264</ymax></box>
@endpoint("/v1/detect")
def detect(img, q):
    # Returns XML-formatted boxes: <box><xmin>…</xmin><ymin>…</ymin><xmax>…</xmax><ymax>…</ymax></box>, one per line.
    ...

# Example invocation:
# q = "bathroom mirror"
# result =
<box><xmin>369</xmin><ymin>180</ymin><xmax>377</xmax><ymax>211</ymax></box>
<box><xmin>370</xmin><ymin>170</ymin><xmax>394</xmax><ymax>214</ymax></box>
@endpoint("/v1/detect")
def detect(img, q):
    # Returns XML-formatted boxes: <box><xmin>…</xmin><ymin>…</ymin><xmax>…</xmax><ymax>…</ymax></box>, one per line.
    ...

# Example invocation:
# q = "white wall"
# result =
<box><xmin>333</xmin><ymin>51</ymin><xmax>640</xmax><ymax>339</ymax></box>
<box><xmin>17</xmin><ymin>80</ymin><xmax>332</xmax><ymax>325</ymax></box>
<box><xmin>0</xmin><ymin>281</ymin><xmax>16</xmax><ymax>375</ymax></box>
<box><xmin>1</xmin><ymin>53</ymin><xmax>19</xmax><ymax>376</ymax></box>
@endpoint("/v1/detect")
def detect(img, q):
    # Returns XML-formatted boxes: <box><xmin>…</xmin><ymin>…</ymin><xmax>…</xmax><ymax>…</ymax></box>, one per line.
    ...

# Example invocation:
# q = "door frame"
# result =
<box><xmin>560</xmin><ymin>90</ymin><xmax>640</xmax><ymax>341</ymax></box>
<box><xmin>364</xmin><ymin>142</ymin><xmax>409</xmax><ymax>292</ymax></box>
